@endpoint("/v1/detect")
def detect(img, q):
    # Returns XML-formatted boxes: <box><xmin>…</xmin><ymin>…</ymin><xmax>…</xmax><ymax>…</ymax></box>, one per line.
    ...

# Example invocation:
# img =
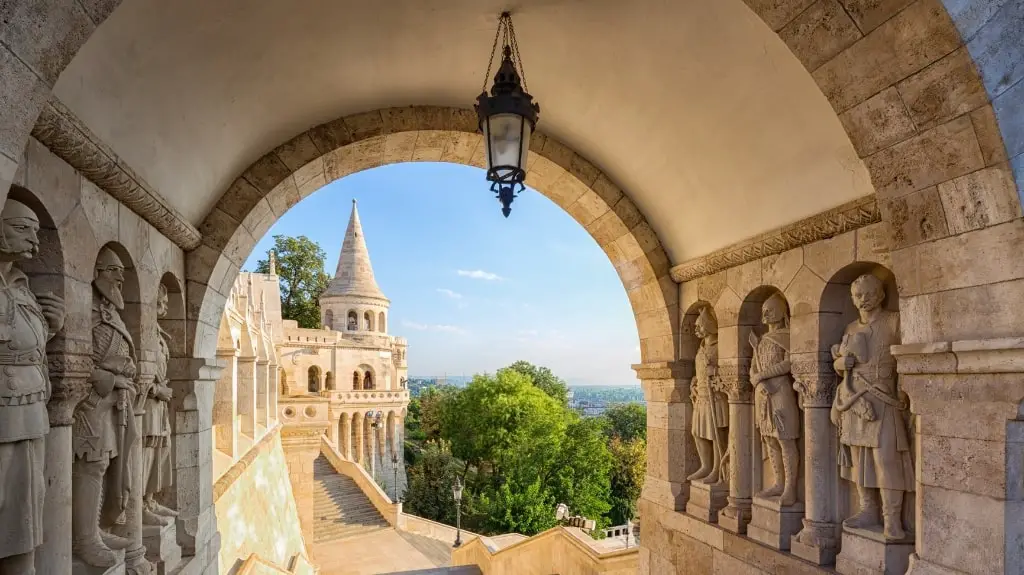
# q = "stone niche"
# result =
<box><xmin>0</xmin><ymin>140</ymin><xmax>209</xmax><ymax>575</ymax></box>
<box><xmin>644</xmin><ymin>222</ymin><xmax>921</xmax><ymax>575</ymax></box>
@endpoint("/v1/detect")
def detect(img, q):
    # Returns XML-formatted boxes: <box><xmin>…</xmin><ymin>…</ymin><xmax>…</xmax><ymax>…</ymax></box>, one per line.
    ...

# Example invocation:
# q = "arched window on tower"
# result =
<box><xmin>324</xmin><ymin>309</ymin><xmax>334</xmax><ymax>329</ymax></box>
<box><xmin>364</xmin><ymin>311</ymin><xmax>373</xmax><ymax>331</ymax></box>
<box><xmin>378</xmin><ymin>311</ymin><xmax>386</xmax><ymax>332</ymax></box>
<box><xmin>347</xmin><ymin>310</ymin><xmax>358</xmax><ymax>331</ymax></box>
<box><xmin>363</xmin><ymin>371</ymin><xmax>374</xmax><ymax>390</ymax></box>
<box><xmin>325</xmin><ymin>371</ymin><xmax>335</xmax><ymax>390</ymax></box>
<box><xmin>352</xmin><ymin>371</ymin><xmax>361</xmax><ymax>390</ymax></box>
<box><xmin>307</xmin><ymin>366</ymin><xmax>321</xmax><ymax>393</ymax></box>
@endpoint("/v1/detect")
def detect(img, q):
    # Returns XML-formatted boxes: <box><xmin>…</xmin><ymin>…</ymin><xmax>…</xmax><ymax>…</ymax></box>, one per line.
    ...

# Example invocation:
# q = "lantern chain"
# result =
<box><xmin>480</xmin><ymin>13</ymin><xmax>529</xmax><ymax>94</ymax></box>
<box><xmin>481</xmin><ymin>15</ymin><xmax>504</xmax><ymax>94</ymax></box>
<box><xmin>506</xmin><ymin>15</ymin><xmax>528</xmax><ymax>94</ymax></box>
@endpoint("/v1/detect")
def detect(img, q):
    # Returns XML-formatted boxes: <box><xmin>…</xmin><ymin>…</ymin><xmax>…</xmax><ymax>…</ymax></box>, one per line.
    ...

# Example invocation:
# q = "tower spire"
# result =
<box><xmin>323</xmin><ymin>199</ymin><xmax>387</xmax><ymax>300</ymax></box>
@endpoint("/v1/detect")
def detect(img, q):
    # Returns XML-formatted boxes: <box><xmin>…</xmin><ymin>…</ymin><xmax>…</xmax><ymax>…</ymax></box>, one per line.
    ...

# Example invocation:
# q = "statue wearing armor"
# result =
<box><xmin>830</xmin><ymin>274</ymin><xmax>913</xmax><ymax>540</ymax></box>
<box><xmin>141</xmin><ymin>284</ymin><xmax>177</xmax><ymax>526</ymax></box>
<box><xmin>0</xmin><ymin>197</ymin><xmax>65</xmax><ymax>575</ymax></box>
<box><xmin>73</xmin><ymin>247</ymin><xmax>138</xmax><ymax>567</ymax></box>
<box><xmin>750</xmin><ymin>293</ymin><xmax>800</xmax><ymax>506</ymax></box>
<box><xmin>687</xmin><ymin>307</ymin><xmax>728</xmax><ymax>485</ymax></box>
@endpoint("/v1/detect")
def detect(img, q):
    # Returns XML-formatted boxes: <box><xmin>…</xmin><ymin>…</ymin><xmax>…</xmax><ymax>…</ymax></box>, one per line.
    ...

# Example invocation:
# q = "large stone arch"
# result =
<box><xmin>186</xmin><ymin>106</ymin><xmax>680</xmax><ymax>362</ymax></box>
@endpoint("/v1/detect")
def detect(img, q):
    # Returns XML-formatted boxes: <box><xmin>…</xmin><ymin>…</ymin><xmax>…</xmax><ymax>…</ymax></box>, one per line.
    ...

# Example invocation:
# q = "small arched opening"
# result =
<box><xmin>325</xmin><ymin>371</ymin><xmax>335</xmax><ymax>391</ymax></box>
<box><xmin>363</xmin><ymin>371</ymin><xmax>374</xmax><ymax>390</ymax></box>
<box><xmin>352</xmin><ymin>370</ymin><xmax>361</xmax><ymax>390</ymax></box>
<box><xmin>347</xmin><ymin>310</ymin><xmax>358</xmax><ymax>331</ymax></box>
<box><xmin>364</xmin><ymin>311</ymin><xmax>374</xmax><ymax>331</ymax></box>
<box><xmin>378</xmin><ymin>311</ymin><xmax>386</xmax><ymax>333</ymax></box>
<box><xmin>307</xmin><ymin>365</ymin><xmax>322</xmax><ymax>393</ymax></box>
<box><xmin>324</xmin><ymin>309</ymin><xmax>334</xmax><ymax>330</ymax></box>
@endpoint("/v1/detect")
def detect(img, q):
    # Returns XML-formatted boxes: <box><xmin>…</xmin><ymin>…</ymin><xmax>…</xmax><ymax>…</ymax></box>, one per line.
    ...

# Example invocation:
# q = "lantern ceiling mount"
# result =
<box><xmin>475</xmin><ymin>12</ymin><xmax>540</xmax><ymax>218</ymax></box>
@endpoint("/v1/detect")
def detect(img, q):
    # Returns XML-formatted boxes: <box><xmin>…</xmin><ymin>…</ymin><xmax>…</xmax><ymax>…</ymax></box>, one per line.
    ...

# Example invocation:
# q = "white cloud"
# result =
<box><xmin>437</xmin><ymin>288</ymin><xmax>463</xmax><ymax>299</ymax></box>
<box><xmin>401</xmin><ymin>319</ymin><xmax>467</xmax><ymax>335</ymax></box>
<box><xmin>457</xmin><ymin>269</ymin><xmax>503</xmax><ymax>281</ymax></box>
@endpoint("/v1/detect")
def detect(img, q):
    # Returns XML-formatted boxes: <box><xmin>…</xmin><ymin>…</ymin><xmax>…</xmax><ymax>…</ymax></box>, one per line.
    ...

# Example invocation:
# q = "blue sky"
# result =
<box><xmin>242</xmin><ymin>162</ymin><xmax>640</xmax><ymax>386</ymax></box>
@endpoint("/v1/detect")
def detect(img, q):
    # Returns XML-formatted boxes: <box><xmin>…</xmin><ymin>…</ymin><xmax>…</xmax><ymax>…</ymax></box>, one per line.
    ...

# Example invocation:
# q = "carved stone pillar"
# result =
<box><xmin>213</xmin><ymin>349</ymin><xmax>237</xmax><ymax>458</ymax></box>
<box><xmin>281</xmin><ymin>423</ymin><xmax>328</xmax><ymax>543</ymax></box>
<box><xmin>236</xmin><ymin>355</ymin><xmax>256</xmax><ymax>437</ymax></box>
<box><xmin>894</xmin><ymin>340</ymin><xmax>1024</xmax><ymax>575</ymax></box>
<box><xmin>719</xmin><ymin>358</ymin><xmax>754</xmax><ymax>534</ymax></box>
<box><xmin>341</xmin><ymin>415</ymin><xmax>352</xmax><ymax>459</ymax></box>
<box><xmin>166</xmin><ymin>358</ymin><xmax>222</xmax><ymax>559</ymax></box>
<box><xmin>37</xmin><ymin>349</ymin><xmax>91</xmax><ymax>575</ymax></box>
<box><xmin>790</xmin><ymin>357</ymin><xmax>841</xmax><ymax>566</ymax></box>
<box><xmin>634</xmin><ymin>361</ymin><xmax>697</xmax><ymax>513</ymax></box>
<box><xmin>268</xmin><ymin>362</ymin><xmax>279</xmax><ymax>427</ymax></box>
<box><xmin>326</xmin><ymin>410</ymin><xmax>339</xmax><ymax>445</ymax></box>
<box><xmin>353</xmin><ymin>413</ymin><xmax>364</xmax><ymax>464</ymax></box>
<box><xmin>369</xmin><ymin>424</ymin><xmax>378</xmax><ymax>478</ymax></box>
<box><xmin>255</xmin><ymin>358</ymin><xmax>270</xmax><ymax>432</ymax></box>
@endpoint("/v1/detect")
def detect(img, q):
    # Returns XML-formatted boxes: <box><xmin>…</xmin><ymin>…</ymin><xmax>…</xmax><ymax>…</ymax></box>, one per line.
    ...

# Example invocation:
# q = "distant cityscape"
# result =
<box><xmin>407</xmin><ymin>376</ymin><xmax>645</xmax><ymax>417</ymax></box>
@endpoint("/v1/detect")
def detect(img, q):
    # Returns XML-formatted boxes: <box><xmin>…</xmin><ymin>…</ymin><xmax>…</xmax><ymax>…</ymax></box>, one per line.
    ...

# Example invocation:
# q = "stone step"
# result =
<box><xmin>312</xmin><ymin>454</ymin><xmax>388</xmax><ymax>543</ymax></box>
<box><xmin>376</xmin><ymin>567</ymin><xmax>482</xmax><ymax>575</ymax></box>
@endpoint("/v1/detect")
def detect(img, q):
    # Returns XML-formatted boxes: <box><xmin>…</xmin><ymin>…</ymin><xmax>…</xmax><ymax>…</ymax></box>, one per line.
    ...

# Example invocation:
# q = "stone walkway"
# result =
<box><xmin>312</xmin><ymin>528</ymin><xmax>447</xmax><ymax>575</ymax></box>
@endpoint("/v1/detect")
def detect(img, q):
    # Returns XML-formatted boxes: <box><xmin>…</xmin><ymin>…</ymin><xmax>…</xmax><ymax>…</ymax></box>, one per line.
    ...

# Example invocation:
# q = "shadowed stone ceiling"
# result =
<box><xmin>54</xmin><ymin>0</ymin><xmax>874</xmax><ymax>262</ymax></box>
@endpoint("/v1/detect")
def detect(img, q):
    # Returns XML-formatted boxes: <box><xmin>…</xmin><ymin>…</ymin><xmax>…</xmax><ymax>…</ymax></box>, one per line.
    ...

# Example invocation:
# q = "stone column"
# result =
<box><xmin>37</xmin><ymin>348</ymin><xmax>92</xmax><ymax>575</ymax></box>
<box><xmin>353</xmin><ymin>412</ymin><xmax>364</xmax><ymax>464</ymax></box>
<box><xmin>236</xmin><ymin>355</ymin><xmax>256</xmax><ymax>437</ymax></box>
<box><xmin>719</xmin><ymin>357</ymin><xmax>754</xmax><ymax>534</ymax></box>
<box><xmin>634</xmin><ymin>361</ymin><xmax>697</xmax><ymax>513</ymax></box>
<box><xmin>341</xmin><ymin>415</ymin><xmax>352</xmax><ymax>459</ymax></box>
<box><xmin>213</xmin><ymin>349</ymin><xmax>238</xmax><ymax>458</ymax></box>
<box><xmin>369</xmin><ymin>424</ymin><xmax>378</xmax><ymax>478</ymax></box>
<box><xmin>790</xmin><ymin>358</ymin><xmax>841</xmax><ymax>565</ymax></box>
<box><xmin>269</xmin><ymin>362</ymin><xmax>279</xmax><ymax>427</ymax></box>
<box><xmin>166</xmin><ymin>358</ymin><xmax>222</xmax><ymax>559</ymax></box>
<box><xmin>894</xmin><ymin>341</ymin><xmax>1024</xmax><ymax>575</ymax></box>
<box><xmin>326</xmin><ymin>410</ymin><xmax>339</xmax><ymax>445</ymax></box>
<box><xmin>281</xmin><ymin>423</ymin><xmax>328</xmax><ymax>543</ymax></box>
<box><xmin>255</xmin><ymin>358</ymin><xmax>270</xmax><ymax>433</ymax></box>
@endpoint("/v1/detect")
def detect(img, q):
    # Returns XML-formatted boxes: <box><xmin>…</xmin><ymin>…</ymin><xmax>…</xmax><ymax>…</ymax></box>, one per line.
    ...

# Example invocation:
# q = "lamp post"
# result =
<box><xmin>475</xmin><ymin>12</ymin><xmax>540</xmax><ymax>218</ymax></box>
<box><xmin>452</xmin><ymin>477</ymin><xmax>464</xmax><ymax>548</ymax></box>
<box><xmin>391</xmin><ymin>450</ymin><xmax>400</xmax><ymax>502</ymax></box>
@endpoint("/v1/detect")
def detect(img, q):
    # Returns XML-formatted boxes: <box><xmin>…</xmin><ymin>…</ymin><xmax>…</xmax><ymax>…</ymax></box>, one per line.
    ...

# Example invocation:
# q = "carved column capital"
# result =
<box><xmin>791</xmin><ymin>360</ymin><xmax>837</xmax><ymax>408</ymax></box>
<box><xmin>635</xmin><ymin>360</ymin><xmax>694</xmax><ymax>403</ymax></box>
<box><xmin>46</xmin><ymin>352</ymin><xmax>93</xmax><ymax>426</ymax></box>
<box><xmin>718</xmin><ymin>358</ymin><xmax>752</xmax><ymax>403</ymax></box>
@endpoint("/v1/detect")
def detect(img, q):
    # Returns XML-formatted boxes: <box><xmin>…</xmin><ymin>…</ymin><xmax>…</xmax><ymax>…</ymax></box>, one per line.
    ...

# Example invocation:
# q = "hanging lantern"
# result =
<box><xmin>475</xmin><ymin>12</ymin><xmax>540</xmax><ymax>218</ymax></box>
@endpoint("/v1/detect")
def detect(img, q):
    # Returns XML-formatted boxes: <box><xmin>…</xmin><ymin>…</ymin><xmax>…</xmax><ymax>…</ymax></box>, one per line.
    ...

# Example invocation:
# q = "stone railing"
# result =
<box><xmin>319</xmin><ymin>436</ymin><xmax>402</xmax><ymax>526</ymax></box>
<box><xmin>278</xmin><ymin>396</ymin><xmax>332</xmax><ymax>424</ymax></box>
<box><xmin>602</xmin><ymin>523</ymin><xmax>639</xmax><ymax>543</ymax></box>
<box><xmin>321</xmin><ymin>390</ymin><xmax>409</xmax><ymax>403</ymax></box>
<box><xmin>451</xmin><ymin>526</ymin><xmax>639</xmax><ymax>575</ymax></box>
<box><xmin>401</xmin><ymin>514</ymin><xmax>481</xmax><ymax>547</ymax></box>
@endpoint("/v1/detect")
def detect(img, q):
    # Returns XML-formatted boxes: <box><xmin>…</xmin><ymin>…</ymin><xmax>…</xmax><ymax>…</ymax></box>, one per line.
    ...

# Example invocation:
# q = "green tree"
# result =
<box><xmin>419</xmin><ymin>385</ymin><xmax>459</xmax><ymax>443</ymax></box>
<box><xmin>549</xmin><ymin>416</ymin><xmax>613</xmax><ymax>526</ymax></box>
<box><xmin>501</xmin><ymin>361</ymin><xmax>569</xmax><ymax>406</ymax></box>
<box><xmin>603</xmin><ymin>403</ymin><xmax>647</xmax><ymax>441</ymax></box>
<box><xmin>607</xmin><ymin>436</ymin><xmax>646</xmax><ymax>525</ymax></box>
<box><xmin>403</xmin><ymin>440</ymin><xmax>463</xmax><ymax>525</ymax></box>
<box><xmin>254</xmin><ymin>235</ymin><xmax>330</xmax><ymax>328</ymax></box>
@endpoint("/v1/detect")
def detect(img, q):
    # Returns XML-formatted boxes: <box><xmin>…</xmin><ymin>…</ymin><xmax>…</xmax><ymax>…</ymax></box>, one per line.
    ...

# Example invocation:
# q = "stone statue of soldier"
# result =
<box><xmin>73</xmin><ymin>246</ymin><xmax>139</xmax><ymax>567</ymax></box>
<box><xmin>750</xmin><ymin>293</ymin><xmax>800</xmax><ymax>506</ymax></box>
<box><xmin>687</xmin><ymin>307</ymin><xmax>728</xmax><ymax>485</ymax></box>
<box><xmin>0</xmin><ymin>198</ymin><xmax>65</xmax><ymax>575</ymax></box>
<box><xmin>830</xmin><ymin>274</ymin><xmax>913</xmax><ymax>540</ymax></box>
<box><xmin>141</xmin><ymin>284</ymin><xmax>178</xmax><ymax>526</ymax></box>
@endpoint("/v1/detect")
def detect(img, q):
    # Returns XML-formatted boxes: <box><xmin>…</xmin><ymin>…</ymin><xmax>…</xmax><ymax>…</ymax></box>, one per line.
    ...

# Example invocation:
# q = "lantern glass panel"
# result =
<box><xmin>483</xmin><ymin>113</ymin><xmax>531</xmax><ymax>181</ymax></box>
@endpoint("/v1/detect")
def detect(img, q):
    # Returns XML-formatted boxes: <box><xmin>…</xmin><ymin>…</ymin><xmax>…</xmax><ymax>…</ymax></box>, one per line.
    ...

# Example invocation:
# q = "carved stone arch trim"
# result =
<box><xmin>187</xmin><ymin>106</ymin><xmax>677</xmax><ymax>363</ymax></box>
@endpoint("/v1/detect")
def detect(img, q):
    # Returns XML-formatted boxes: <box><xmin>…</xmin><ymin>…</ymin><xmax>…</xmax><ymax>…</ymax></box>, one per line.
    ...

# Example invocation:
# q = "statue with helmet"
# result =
<box><xmin>749</xmin><ymin>293</ymin><xmax>800</xmax><ymax>506</ymax></box>
<box><xmin>0</xmin><ymin>195</ymin><xmax>65</xmax><ymax>575</ymax></box>
<box><xmin>141</xmin><ymin>283</ymin><xmax>177</xmax><ymax>526</ymax></box>
<box><xmin>687</xmin><ymin>306</ymin><xmax>728</xmax><ymax>485</ymax></box>
<box><xmin>72</xmin><ymin>246</ymin><xmax>139</xmax><ymax>567</ymax></box>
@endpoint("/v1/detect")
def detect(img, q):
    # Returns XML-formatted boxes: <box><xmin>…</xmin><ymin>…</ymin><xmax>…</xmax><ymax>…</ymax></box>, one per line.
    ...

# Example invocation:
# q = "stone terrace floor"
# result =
<box><xmin>313</xmin><ymin>528</ymin><xmax>451</xmax><ymax>574</ymax></box>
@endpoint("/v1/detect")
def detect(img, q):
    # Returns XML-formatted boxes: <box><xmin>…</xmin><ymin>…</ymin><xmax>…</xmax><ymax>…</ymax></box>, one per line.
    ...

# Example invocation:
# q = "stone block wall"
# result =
<box><xmin>215</xmin><ymin>425</ymin><xmax>309</xmax><ymax>574</ymax></box>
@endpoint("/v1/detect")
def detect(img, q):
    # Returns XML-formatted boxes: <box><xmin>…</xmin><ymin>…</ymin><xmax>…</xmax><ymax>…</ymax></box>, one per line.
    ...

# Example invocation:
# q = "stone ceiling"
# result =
<box><xmin>54</xmin><ymin>0</ymin><xmax>874</xmax><ymax>262</ymax></box>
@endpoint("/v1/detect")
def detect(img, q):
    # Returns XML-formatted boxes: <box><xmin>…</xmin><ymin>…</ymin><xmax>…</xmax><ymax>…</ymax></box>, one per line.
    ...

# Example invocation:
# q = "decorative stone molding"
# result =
<box><xmin>718</xmin><ymin>359</ymin><xmax>753</xmax><ymax>403</ymax></box>
<box><xmin>632</xmin><ymin>360</ymin><xmax>693</xmax><ymax>381</ymax></box>
<box><xmin>30</xmin><ymin>98</ymin><xmax>202</xmax><ymax>251</ymax></box>
<box><xmin>670</xmin><ymin>196</ymin><xmax>880</xmax><ymax>283</ymax></box>
<box><xmin>46</xmin><ymin>352</ymin><xmax>93</xmax><ymax>426</ymax></box>
<box><xmin>791</xmin><ymin>360</ymin><xmax>838</xmax><ymax>408</ymax></box>
<box><xmin>893</xmin><ymin>338</ymin><xmax>1024</xmax><ymax>375</ymax></box>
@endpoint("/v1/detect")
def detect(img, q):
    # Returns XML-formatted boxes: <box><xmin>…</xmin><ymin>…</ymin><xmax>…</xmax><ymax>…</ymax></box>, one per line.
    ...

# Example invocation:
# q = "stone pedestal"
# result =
<box><xmin>835</xmin><ymin>527</ymin><xmax>914</xmax><ymax>575</ymax></box>
<box><xmin>72</xmin><ymin>553</ymin><xmax>126</xmax><ymax>575</ymax></box>
<box><xmin>143</xmin><ymin>522</ymin><xmax>182</xmax><ymax>575</ymax></box>
<box><xmin>718</xmin><ymin>496</ymin><xmax>751</xmax><ymax>534</ymax></box>
<box><xmin>791</xmin><ymin>518</ymin><xmax>841</xmax><ymax>566</ymax></box>
<box><xmin>747</xmin><ymin>497</ymin><xmax>804</xmax><ymax>551</ymax></box>
<box><xmin>685</xmin><ymin>481</ymin><xmax>728</xmax><ymax>523</ymax></box>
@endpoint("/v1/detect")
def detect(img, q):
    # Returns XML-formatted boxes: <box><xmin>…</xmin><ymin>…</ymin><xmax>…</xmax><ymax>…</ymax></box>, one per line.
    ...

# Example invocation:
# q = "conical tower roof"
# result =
<box><xmin>322</xmin><ymin>199</ymin><xmax>388</xmax><ymax>302</ymax></box>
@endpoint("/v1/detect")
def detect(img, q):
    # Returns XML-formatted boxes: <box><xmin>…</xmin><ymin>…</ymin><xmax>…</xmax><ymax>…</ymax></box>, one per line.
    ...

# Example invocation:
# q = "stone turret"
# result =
<box><xmin>320</xmin><ymin>199</ymin><xmax>390</xmax><ymax>334</ymax></box>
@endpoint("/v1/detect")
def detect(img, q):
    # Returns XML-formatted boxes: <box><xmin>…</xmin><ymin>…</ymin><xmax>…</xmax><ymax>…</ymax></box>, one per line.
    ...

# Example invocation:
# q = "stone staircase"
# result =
<box><xmin>313</xmin><ymin>455</ymin><xmax>390</xmax><ymax>542</ymax></box>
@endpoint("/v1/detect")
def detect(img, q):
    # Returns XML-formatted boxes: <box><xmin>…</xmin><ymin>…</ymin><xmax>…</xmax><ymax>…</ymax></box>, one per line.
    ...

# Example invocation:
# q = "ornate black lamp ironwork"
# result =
<box><xmin>475</xmin><ymin>12</ymin><xmax>540</xmax><ymax>218</ymax></box>
<box><xmin>452</xmin><ymin>476</ymin><xmax>464</xmax><ymax>547</ymax></box>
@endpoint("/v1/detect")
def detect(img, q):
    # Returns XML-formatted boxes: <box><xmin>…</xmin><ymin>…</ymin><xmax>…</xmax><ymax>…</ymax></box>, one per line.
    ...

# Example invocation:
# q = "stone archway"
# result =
<box><xmin>186</xmin><ymin>107</ymin><xmax>680</xmax><ymax>363</ymax></box>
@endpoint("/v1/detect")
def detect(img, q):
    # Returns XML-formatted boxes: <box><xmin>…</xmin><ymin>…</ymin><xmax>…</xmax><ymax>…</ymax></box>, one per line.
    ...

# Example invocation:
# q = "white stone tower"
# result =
<box><xmin>320</xmin><ymin>199</ymin><xmax>391</xmax><ymax>334</ymax></box>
